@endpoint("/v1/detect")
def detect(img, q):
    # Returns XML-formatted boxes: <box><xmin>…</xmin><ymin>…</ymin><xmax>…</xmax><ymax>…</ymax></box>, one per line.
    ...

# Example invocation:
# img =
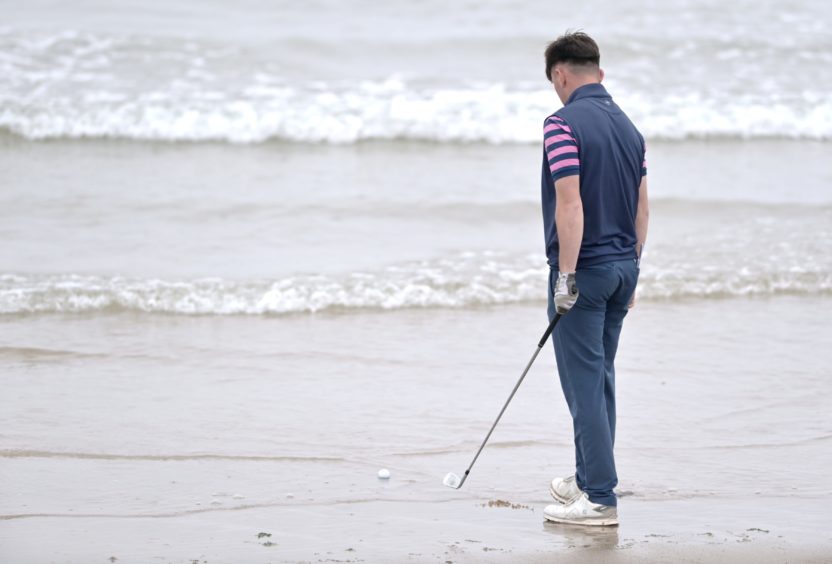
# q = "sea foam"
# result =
<box><xmin>3</xmin><ymin>80</ymin><xmax>831</xmax><ymax>144</ymax></box>
<box><xmin>2</xmin><ymin>29</ymin><xmax>831</xmax><ymax>144</ymax></box>
<box><xmin>2</xmin><ymin>254</ymin><xmax>829</xmax><ymax>315</ymax></box>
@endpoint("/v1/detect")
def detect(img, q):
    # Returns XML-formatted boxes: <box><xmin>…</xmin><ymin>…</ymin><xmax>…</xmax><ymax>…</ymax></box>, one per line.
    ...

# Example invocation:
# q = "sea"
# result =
<box><xmin>1</xmin><ymin>0</ymin><xmax>831</xmax><ymax>561</ymax></box>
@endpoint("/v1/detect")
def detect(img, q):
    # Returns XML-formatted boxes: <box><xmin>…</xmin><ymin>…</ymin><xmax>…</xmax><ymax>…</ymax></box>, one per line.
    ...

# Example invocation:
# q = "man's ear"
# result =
<box><xmin>599</xmin><ymin>67</ymin><xmax>605</xmax><ymax>82</ymax></box>
<box><xmin>552</xmin><ymin>66</ymin><xmax>564</xmax><ymax>88</ymax></box>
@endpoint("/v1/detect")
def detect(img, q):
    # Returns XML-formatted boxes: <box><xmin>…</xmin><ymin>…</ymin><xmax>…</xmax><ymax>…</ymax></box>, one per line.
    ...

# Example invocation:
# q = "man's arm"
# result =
<box><xmin>554</xmin><ymin>175</ymin><xmax>583</xmax><ymax>273</ymax></box>
<box><xmin>630</xmin><ymin>175</ymin><xmax>649</xmax><ymax>309</ymax></box>
<box><xmin>635</xmin><ymin>176</ymin><xmax>649</xmax><ymax>263</ymax></box>
<box><xmin>544</xmin><ymin>114</ymin><xmax>583</xmax><ymax>314</ymax></box>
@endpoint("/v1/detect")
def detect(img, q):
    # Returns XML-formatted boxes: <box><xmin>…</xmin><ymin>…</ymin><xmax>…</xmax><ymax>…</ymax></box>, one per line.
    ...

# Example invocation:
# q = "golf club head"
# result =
<box><xmin>443</xmin><ymin>472</ymin><xmax>462</xmax><ymax>489</ymax></box>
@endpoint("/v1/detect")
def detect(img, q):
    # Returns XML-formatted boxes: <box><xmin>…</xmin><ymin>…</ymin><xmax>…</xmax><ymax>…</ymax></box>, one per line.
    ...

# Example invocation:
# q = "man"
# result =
<box><xmin>539</xmin><ymin>31</ymin><xmax>649</xmax><ymax>527</ymax></box>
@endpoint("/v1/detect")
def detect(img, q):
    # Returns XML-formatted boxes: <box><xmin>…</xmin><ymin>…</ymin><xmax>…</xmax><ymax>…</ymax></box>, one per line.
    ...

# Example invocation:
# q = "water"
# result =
<box><xmin>1</xmin><ymin>0</ymin><xmax>832</xmax><ymax>561</ymax></box>
<box><xmin>2</xmin><ymin>0</ymin><xmax>832</xmax><ymax>142</ymax></box>
<box><xmin>1</xmin><ymin>140</ymin><xmax>830</xmax><ymax>314</ymax></box>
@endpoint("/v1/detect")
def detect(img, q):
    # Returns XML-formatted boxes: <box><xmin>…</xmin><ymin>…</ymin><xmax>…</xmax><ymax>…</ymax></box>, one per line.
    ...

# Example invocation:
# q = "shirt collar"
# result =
<box><xmin>566</xmin><ymin>83</ymin><xmax>609</xmax><ymax>105</ymax></box>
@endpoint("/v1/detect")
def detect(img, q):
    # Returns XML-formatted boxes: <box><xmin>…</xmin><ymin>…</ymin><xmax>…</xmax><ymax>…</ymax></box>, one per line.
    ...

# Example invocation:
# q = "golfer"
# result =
<box><xmin>540</xmin><ymin>31</ymin><xmax>649</xmax><ymax>526</ymax></box>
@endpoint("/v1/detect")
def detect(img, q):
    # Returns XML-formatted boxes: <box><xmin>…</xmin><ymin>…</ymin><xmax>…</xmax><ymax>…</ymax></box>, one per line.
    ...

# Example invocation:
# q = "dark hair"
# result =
<box><xmin>544</xmin><ymin>31</ymin><xmax>600</xmax><ymax>81</ymax></box>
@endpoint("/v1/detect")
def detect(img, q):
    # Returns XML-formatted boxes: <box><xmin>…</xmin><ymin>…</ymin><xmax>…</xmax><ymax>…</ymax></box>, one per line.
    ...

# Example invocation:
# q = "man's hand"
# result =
<box><xmin>555</xmin><ymin>272</ymin><xmax>579</xmax><ymax>314</ymax></box>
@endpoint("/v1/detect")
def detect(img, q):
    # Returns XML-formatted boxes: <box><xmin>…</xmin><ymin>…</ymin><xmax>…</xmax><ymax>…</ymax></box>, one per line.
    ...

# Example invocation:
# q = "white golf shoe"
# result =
<box><xmin>543</xmin><ymin>492</ymin><xmax>619</xmax><ymax>527</ymax></box>
<box><xmin>549</xmin><ymin>474</ymin><xmax>582</xmax><ymax>504</ymax></box>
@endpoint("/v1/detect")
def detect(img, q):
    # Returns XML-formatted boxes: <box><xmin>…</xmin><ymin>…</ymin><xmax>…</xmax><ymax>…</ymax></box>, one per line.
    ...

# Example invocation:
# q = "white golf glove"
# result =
<box><xmin>555</xmin><ymin>272</ymin><xmax>579</xmax><ymax>314</ymax></box>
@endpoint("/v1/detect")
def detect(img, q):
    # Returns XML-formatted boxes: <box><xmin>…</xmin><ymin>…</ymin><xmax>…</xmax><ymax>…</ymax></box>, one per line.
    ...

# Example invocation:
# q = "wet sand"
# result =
<box><xmin>2</xmin><ymin>297</ymin><xmax>831</xmax><ymax>562</ymax></box>
<box><xmin>2</xmin><ymin>497</ymin><xmax>831</xmax><ymax>563</ymax></box>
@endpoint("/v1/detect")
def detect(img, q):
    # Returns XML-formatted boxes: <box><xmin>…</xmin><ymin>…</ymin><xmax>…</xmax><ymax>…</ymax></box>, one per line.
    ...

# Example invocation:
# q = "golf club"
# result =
<box><xmin>443</xmin><ymin>313</ymin><xmax>562</xmax><ymax>490</ymax></box>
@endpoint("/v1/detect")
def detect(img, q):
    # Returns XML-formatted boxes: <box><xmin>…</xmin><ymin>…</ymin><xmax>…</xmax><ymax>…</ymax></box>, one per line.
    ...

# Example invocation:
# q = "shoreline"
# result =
<box><xmin>2</xmin><ymin>297</ymin><xmax>831</xmax><ymax>562</ymax></box>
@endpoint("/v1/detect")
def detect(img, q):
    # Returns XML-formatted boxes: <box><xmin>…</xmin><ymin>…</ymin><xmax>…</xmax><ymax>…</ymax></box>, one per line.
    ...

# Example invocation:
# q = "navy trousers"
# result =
<box><xmin>547</xmin><ymin>258</ymin><xmax>639</xmax><ymax>507</ymax></box>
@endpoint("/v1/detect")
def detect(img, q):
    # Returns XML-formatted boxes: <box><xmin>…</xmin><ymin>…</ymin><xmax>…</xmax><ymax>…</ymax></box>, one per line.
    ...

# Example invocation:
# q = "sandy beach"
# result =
<box><xmin>3</xmin><ymin>0</ymin><xmax>832</xmax><ymax>560</ymax></box>
<box><xmin>3</xmin><ymin>499</ymin><xmax>832</xmax><ymax>563</ymax></box>
<box><xmin>2</xmin><ymin>298</ymin><xmax>831</xmax><ymax>562</ymax></box>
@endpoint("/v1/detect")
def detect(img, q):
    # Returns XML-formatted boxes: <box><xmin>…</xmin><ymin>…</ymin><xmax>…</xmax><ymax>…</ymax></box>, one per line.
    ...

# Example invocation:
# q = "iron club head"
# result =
<box><xmin>441</xmin><ymin>317</ymin><xmax>561</xmax><ymax>494</ymax></box>
<box><xmin>443</xmin><ymin>472</ymin><xmax>462</xmax><ymax>489</ymax></box>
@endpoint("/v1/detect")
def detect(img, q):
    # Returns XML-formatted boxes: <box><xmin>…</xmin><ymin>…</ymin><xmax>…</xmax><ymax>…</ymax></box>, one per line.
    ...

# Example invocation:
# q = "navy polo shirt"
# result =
<box><xmin>541</xmin><ymin>83</ymin><xmax>646</xmax><ymax>270</ymax></box>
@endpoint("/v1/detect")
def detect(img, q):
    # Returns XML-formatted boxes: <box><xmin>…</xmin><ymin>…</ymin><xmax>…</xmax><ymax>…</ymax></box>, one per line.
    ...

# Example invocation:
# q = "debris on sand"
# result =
<box><xmin>481</xmin><ymin>499</ymin><xmax>531</xmax><ymax>510</ymax></box>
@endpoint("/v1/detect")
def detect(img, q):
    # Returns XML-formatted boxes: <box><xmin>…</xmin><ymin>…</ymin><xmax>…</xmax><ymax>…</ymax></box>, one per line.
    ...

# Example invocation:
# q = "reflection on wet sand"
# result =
<box><xmin>541</xmin><ymin>520</ymin><xmax>620</xmax><ymax>550</ymax></box>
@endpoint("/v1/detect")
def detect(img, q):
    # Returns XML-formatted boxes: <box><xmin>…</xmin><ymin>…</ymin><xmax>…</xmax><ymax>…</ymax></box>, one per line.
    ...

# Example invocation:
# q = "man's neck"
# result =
<box><xmin>564</xmin><ymin>79</ymin><xmax>601</xmax><ymax>103</ymax></box>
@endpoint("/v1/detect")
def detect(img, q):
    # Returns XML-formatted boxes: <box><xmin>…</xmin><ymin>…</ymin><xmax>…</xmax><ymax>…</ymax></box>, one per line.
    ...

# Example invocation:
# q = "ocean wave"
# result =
<box><xmin>2</xmin><ymin>80</ymin><xmax>831</xmax><ymax>144</ymax></box>
<box><xmin>1</xmin><ymin>29</ymin><xmax>830</xmax><ymax>143</ymax></box>
<box><xmin>2</xmin><ymin>254</ymin><xmax>829</xmax><ymax>315</ymax></box>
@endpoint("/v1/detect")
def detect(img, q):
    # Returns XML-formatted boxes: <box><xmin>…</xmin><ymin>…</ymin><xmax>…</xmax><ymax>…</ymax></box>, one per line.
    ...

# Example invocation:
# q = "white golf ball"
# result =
<box><xmin>377</xmin><ymin>468</ymin><xmax>391</xmax><ymax>479</ymax></box>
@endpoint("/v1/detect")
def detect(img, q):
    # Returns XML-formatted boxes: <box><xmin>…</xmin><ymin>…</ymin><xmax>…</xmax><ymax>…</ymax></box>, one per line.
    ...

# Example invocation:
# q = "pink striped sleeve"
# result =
<box><xmin>550</xmin><ymin>158</ymin><xmax>580</xmax><ymax>172</ymax></box>
<box><xmin>544</xmin><ymin>115</ymin><xmax>580</xmax><ymax>181</ymax></box>
<box><xmin>545</xmin><ymin>133</ymin><xmax>576</xmax><ymax>147</ymax></box>
<box><xmin>543</xmin><ymin>121</ymin><xmax>573</xmax><ymax>134</ymax></box>
<box><xmin>548</xmin><ymin>145</ymin><xmax>578</xmax><ymax>158</ymax></box>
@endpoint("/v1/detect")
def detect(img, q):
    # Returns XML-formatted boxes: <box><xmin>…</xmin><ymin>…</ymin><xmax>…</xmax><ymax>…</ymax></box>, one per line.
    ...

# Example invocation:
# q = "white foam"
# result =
<box><xmin>3</xmin><ymin>82</ymin><xmax>831</xmax><ymax>144</ymax></box>
<box><xmin>2</xmin><ymin>29</ymin><xmax>831</xmax><ymax>144</ymax></box>
<box><xmin>2</xmin><ymin>253</ymin><xmax>829</xmax><ymax>316</ymax></box>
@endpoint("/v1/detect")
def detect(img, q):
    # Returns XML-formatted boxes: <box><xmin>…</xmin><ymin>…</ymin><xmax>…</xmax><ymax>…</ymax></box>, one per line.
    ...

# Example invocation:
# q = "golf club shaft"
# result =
<box><xmin>457</xmin><ymin>313</ymin><xmax>561</xmax><ymax>488</ymax></box>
